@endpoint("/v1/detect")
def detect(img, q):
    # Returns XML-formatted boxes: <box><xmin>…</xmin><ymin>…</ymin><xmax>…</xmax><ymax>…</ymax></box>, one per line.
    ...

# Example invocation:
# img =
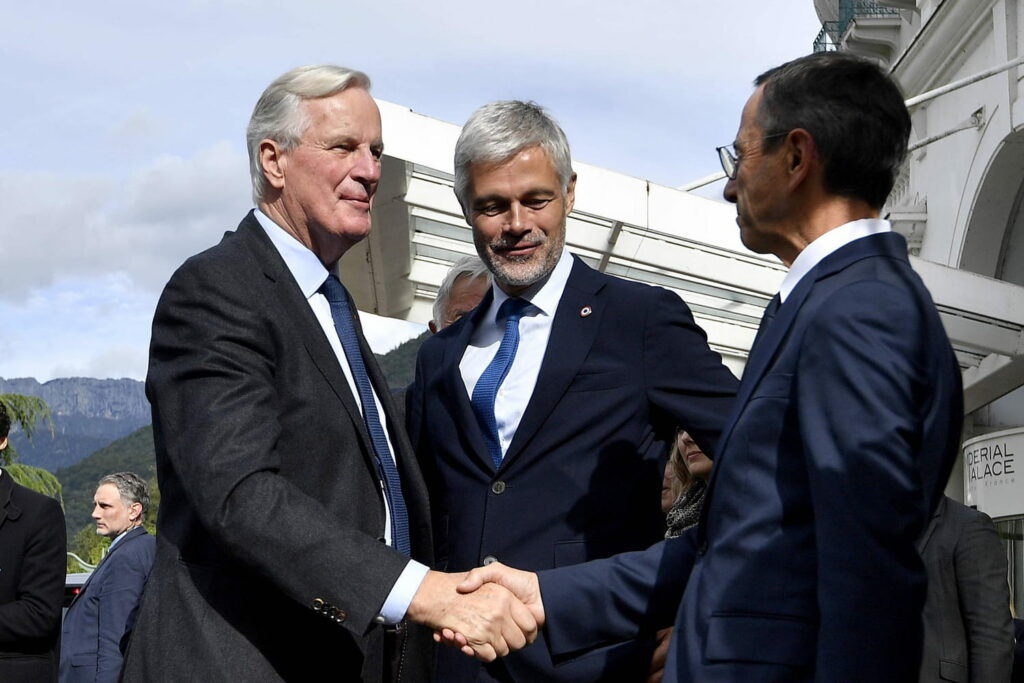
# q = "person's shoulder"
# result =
<box><xmin>945</xmin><ymin>497</ymin><xmax>995</xmax><ymax>525</ymax></box>
<box><xmin>119</xmin><ymin>532</ymin><xmax>157</xmax><ymax>565</ymax></box>
<box><xmin>572</xmin><ymin>259</ymin><xmax>672</xmax><ymax>302</ymax></box>
<box><xmin>8</xmin><ymin>479</ymin><xmax>60</xmax><ymax>509</ymax></box>
<box><xmin>5</xmin><ymin>481</ymin><xmax>64</xmax><ymax>528</ymax></box>
<box><xmin>175</xmin><ymin>215</ymin><xmax>257</xmax><ymax>276</ymax></box>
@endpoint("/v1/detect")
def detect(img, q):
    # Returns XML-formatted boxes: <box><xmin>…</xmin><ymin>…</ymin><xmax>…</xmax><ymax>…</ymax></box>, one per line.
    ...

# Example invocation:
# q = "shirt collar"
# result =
<box><xmin>779</xmin><ymin>218</ymin><xmax>891</xmax><ymax>302</ymax></box>
<box><xmin>109</xmin><ymin>527</ymin><xmax>134</xmax><ymax>549</ymax></box>
<box><xmin>489</xmin><ymin>247</ymin><xmax>574</xmax><ymax>320</ymax></box>
<box><xmin>254</xmin><ymin>209</ymin><xmax>334</xmax><ymax>299</ymax></box>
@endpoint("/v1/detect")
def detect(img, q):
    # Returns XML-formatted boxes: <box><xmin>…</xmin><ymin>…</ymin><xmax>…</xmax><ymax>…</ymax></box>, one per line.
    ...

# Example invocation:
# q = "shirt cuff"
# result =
<box><xmin>377</xmin><ymin>560</ymin><xmax>430</xmax><ymax>625</ymax></box>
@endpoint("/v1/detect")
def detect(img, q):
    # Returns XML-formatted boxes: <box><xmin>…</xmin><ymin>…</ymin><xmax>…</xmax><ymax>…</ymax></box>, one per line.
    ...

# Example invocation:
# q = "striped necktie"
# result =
<box><xmin>471</xmin><ymin>297</ymin><xmax>530</xmax><ymax>469</ymax></box>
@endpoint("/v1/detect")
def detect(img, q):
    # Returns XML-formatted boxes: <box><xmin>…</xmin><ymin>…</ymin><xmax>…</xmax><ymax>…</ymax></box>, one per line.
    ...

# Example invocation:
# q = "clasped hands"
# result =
<box><xmin>406</xmin><ymin>564</ymin><xmax>543</xmax><ymax>662</ymax></box>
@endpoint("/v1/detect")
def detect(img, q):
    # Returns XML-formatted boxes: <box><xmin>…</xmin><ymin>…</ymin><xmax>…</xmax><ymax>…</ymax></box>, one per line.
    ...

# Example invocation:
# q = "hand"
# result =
<box><xmin>406</xmin><ymin>570</ymin><xmax>537</xmax><ymax>662</ymax></box>
<box><xmin>435</xmin><ymin>562</ymin><xmax>546</xmax><ymax>654</ymax></box>
<box><xmin>646</xmin><ymin>627</ymin><xmax>672</xmax><ymax>683</ymax></box>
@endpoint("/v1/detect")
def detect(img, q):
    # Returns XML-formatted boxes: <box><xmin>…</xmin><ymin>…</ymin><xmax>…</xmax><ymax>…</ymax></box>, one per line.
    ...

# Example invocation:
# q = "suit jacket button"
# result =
<box><xmin>491</xmin><ymin>481</ymin><xmax>506</xmax><ymax>494</ymax></box>
<box><xmin>482</xmin><ymin>555</ymin><xmax>498</xmax><ymax>565</ymax></box>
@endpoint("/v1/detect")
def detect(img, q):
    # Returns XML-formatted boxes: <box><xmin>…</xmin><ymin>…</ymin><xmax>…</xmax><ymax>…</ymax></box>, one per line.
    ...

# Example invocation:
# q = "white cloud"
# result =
<box><xmin>1</xmin><ymin>0</ymin><xmax>824</xmax><ymax>379</ymax></box>
<box><xmin>0</xmin><ymin>142</ymin><xmax>249</xmax><ymax>303</ymax></box>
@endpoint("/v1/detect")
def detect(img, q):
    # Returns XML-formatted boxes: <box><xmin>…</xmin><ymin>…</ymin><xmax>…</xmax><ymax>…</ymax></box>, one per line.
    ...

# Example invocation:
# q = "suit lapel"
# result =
<box><xmin>0</xmin><ymin>473</ymin><xmax>18</xmax><ymax>531</ymax></box>
<box><xmin>236</xmin><ymin>214</ymin><xmax>374</xmax><ymax>457</ymax></box>
<box><xmin>444</xmin><ymin>290</ymin><xmax>496</xmax><ymax>472</ymax></box>
<box><xmin>73</xmin><ymin>527</ymin><xmax>147</xmax><ymax>606</ymax></box>
<box><xmin>502</xmin><ymin>258</ymin><xmax>604</xmax><ymax>468</ymax></box>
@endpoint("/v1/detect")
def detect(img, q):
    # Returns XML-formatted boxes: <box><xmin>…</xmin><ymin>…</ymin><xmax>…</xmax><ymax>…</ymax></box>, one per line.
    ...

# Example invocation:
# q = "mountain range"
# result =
<box><xmin>0</xmin><ymin>376</ymin><xmax>150</xmax><ymax>471</ymax></box>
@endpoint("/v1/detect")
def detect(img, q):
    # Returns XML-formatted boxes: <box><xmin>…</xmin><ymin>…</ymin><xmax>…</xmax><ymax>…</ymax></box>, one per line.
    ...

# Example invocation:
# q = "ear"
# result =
<box><xmin>0</xmin><ymin>436</ymin><xmax>7</xmax><ymax>452</ymax></box>
<box><xmin>129</xmin><ymin>501</ymin><xmax>143</xmax><ymax>522</ymax></box>
<box><xmin>259</xmin><ymin>139</ymin><xmax>288</xmax><ymax>191</ymax></box>
<box><xmin>783</xmin><ymin>129</ymin><xmax>817</xmax><ymax>191</ymax></box>
<box><xmin>564</xmin><ymin>172</ymin><xmax>578</xmax><ymax>215</ymax></box>
<box><xmin>428</xmin><ymin>320</ymin><xmax>439</xmax><ymax>334</ymax></box>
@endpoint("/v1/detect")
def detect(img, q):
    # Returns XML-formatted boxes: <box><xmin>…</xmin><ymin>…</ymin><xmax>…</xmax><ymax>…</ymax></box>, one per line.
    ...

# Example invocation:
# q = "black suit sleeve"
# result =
<box><xmin>0</xmin><ymin>493</ymin><xmax>66</xmax><ymax>644</ymax></box>
<box><xmin>148</xmin><ymin>261</ymin><xmax>410</xmax><ymax>635</ymax></box>
<box><xmin>957</xmin><ymin>511</ymin><xmax>1015</xmax><ymax>682</ymax></box>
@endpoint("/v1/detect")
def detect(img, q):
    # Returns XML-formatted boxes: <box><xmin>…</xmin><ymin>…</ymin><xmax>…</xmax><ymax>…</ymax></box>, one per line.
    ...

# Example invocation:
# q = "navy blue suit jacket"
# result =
<box><xmin>408</xmin><ymin>256</ymin><xmax>738</xmax><ymax>681</ymax></box>
<box><xmin>60</xmin><ymin>527</ymin><xmax>155</xmax><ymax>683</ymax></box>
<box><xmin>540</xmin><ymin>232</ymin><xmax>963</xmax><ymax>682</ymax></box>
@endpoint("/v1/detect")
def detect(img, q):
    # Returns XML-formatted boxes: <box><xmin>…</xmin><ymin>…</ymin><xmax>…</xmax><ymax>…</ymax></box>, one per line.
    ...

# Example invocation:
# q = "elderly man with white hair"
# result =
<box><xmin>123</xmin><ymin>65</ymin><xmax>535</xmax><ymax>683</ymax></box>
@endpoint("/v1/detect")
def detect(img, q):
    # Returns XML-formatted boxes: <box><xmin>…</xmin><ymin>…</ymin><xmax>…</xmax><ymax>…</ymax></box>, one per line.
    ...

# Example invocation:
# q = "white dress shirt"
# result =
<box><xmin>460</xmin><ymin>247</ymin><xmax>575</xmax><ymax>458</ymax></box>
<box><xmin>254</xmin><ymin>210</ymin><xmax>426</xmax><ymax>624</ymax></box>
<box><xmin>779</xmin><ymin>218</ymin><xmax>892</xmax><ymax>302</ymax></box>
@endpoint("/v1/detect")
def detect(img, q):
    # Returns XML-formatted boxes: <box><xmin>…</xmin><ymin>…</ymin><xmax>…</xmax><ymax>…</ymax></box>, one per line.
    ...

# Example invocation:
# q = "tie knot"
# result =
<box><xmin>498</xmin><ymin>297</ymin><xmax>530</xmax><ymax>323</ymax></box>
<box><xmin>320</xmin><ymin>274</ymin><xmax>347</xmax><ymax>305</ymax></box>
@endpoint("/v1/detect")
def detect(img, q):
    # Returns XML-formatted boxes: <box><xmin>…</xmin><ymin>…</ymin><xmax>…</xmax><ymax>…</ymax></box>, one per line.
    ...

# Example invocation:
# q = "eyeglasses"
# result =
<box><xmin>716</xmin><ymin>132</ymin><xmax>791</xmax><ymax>180</ymax></box>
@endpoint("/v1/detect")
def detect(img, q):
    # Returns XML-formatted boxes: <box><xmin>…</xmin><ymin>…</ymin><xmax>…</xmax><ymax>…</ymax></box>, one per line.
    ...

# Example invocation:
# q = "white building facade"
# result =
<box><xmin>817</xmin><ymin>0</ymin><xmax>1024</xmax><ymax>621</ymax></box>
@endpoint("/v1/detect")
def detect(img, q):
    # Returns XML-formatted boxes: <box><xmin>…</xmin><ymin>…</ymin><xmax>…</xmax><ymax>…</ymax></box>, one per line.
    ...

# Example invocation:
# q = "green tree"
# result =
<box><xmin>6</xmin><ymin>463</ymin><xmax>63</xmax><ymax>504</ymax></box>
<box><xmin>0</xmin><ymin>393</ymin><xmax>54</xmax><ymax>466</ymax></box>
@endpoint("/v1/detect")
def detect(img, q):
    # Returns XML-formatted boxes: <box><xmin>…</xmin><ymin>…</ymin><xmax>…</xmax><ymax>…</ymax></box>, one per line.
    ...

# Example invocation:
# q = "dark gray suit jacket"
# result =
<box><xmin>122</xmin><ymin>212</ymin><xmax>433</xmax><ymax>682</ymax></box>
<box><xmin>918</xmin><ymin>496</ymin><xmax>1014</xmax><ymax>682</ymax></box>
<box><xmin>59</xmin><ymin>526</ymin><xmax>155</xmax><ymax>683</ymax></box>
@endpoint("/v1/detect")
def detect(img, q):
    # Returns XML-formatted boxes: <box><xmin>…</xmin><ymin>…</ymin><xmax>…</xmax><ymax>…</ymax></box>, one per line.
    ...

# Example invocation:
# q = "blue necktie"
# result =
<box><xmin>320</xmin><ymin>274</ymin><xmax>411</xmax><ymax>556</ymax></box>
<box><xmin>471</xmin><ymin>297</ymin><xmax>530</xmax><ymax>469</ymax></box>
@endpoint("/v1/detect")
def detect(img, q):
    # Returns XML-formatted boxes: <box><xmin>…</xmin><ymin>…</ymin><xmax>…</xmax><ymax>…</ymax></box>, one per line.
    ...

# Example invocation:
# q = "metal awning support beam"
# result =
<box><xmin>908</xmin><ymin>107</ymin><xmax>985</xmax><ymax>152</ymax></box>
<box><xmin>904</xmin><ymin>54</ymin><xmax>1024</xmax><ymax>108</ymax></box>
<box><xmin>963</xmin><ymin>354</ymin><xmax>1024</xmax><ymax>413</ymax></box>
<box><xmin>597</xmin><ymin>221</ymin><xmax>624</xmax><ymax>273</ymax></box>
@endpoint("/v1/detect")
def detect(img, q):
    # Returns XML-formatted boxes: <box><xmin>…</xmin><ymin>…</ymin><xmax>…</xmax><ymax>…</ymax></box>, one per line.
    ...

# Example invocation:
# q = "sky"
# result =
<box><xmin>0</xmin><ymin>1</ymin><xmax>822</xmax><ymax>382</ymax></box>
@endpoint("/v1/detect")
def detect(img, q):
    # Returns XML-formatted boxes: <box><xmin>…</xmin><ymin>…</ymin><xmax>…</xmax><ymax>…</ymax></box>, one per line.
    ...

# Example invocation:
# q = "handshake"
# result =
<box><xmin>406</xmin><ymin>563</ymin><xmax>542</xmax><ymax>662</ymax></box>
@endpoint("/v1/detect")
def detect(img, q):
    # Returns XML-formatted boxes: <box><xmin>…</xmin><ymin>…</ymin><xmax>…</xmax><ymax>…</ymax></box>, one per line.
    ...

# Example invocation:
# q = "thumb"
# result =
<box><xmin>456</xmin><ymin>563</ymin><xmax>505</xmax><ymax>593</ymax></box>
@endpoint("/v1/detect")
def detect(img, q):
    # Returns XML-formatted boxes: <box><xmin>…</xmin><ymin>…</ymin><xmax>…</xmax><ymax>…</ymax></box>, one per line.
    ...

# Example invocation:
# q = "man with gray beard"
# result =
<box><xmin>406</xmin><ymin>100</ymin><xmax>739</xmax><ymax>682</ymax></box>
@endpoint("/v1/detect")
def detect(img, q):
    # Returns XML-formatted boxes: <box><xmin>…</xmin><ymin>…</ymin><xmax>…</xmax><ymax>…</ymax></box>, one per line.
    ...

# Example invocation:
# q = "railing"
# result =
<box><xmin>814</xmin><ymin>22</ymin><xmax>841</xmax><ymax>52</ymax></box>
<box><xmin>66</xmin><ymin>551</ymin><xmax>96</xmax><ymax>572</ymax></box>
<box><xmin>814</xmin><ymin>0</ymin><xmax>902</xmax><ymax>52</ymax></box>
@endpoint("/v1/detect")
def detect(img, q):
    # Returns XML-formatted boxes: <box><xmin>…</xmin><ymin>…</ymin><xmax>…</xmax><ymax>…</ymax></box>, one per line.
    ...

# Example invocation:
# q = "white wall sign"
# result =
<box><xmin>964</xmin><ymin>427</ymin><xmax>1022</xmax><ymax>519</ymax></box>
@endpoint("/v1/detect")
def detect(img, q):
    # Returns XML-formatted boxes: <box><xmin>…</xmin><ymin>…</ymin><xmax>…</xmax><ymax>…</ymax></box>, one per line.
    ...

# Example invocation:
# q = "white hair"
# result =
<box><xmin>432</xmin><ymin>255</ymin><xmax>492</xmax><ymax>327</ymax></box>
<box><xmin>453</xmin><ymin>100</ymin><xmax>573</xmax><ymax>215</ymax></box>
<box><xmin>246</xmin><ymin>65</ymin><xmax>371</xmax><ymax>204</ymax></box>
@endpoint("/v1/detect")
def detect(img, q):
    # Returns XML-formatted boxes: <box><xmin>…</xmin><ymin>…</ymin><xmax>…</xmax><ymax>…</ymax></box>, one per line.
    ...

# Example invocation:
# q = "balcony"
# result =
<box><xmin>814</xmin><ymin>0</ymin><xmax>903</xmax><ymax>64</ymax></box>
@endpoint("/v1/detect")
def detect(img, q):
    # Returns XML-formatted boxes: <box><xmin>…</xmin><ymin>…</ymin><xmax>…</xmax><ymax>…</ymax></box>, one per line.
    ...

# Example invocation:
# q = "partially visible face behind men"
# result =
<box><xmin>92</xmin><ymin>483</ymin><xmax>139</xmax><ymax>539</ymax></box>
<box><xmin>678</xmin><ymin>430</ymin><xmax>713</xmax><ymax>482</ymax></box>
<box><xmin>272</xmin><ymin>87</ymin><xmax>383</xmax><ymax>263</ymax></box>
<box><xmin>723</xmin><ymin>85</ymin><xmax>793</xmax><ymax>261</ymax></box>
<box><xmin>433</xmin><ymin>274</ymin><xmax>490</xmax><ymax>332</ymax></box>
<box><xmin>466</xmin><ymin>146</ymin><xmax>576</xmax><ymax>296</ymax></box>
